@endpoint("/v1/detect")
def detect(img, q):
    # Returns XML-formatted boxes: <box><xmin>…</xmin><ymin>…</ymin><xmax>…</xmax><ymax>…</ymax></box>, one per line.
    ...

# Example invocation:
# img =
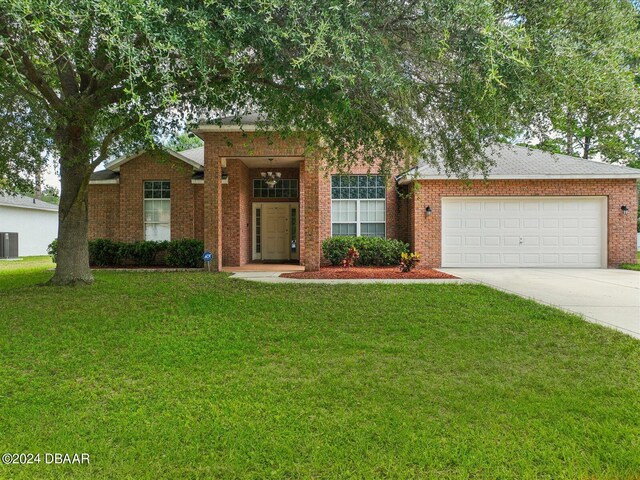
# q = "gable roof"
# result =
<box><xmin>195</xmin><ymin>113</ymin><xmax>296</xmax><ymax>134</ymax></box>
<box><xmin>89</xmin><ymin>169</ymin><xmax>120</xmax><ymax>183</ymax></box>
<box><xmin>398</xmin><ymin>144</ymin><xmax>640</xmax><ymax>183</ymax></box>
<box><xmin>0</xmin><ymin>193</ymin><xmax>58</xmax><ymax>212</ymax></box>
<box><xmin>103</xmin><ymin>147</ymin><xmax>204</xmax><ymax>173</ymax></box>
<box><xmin>176</xmin><ymin>146</ymin><xmax>204</xmax><ymax>167</ymax></box>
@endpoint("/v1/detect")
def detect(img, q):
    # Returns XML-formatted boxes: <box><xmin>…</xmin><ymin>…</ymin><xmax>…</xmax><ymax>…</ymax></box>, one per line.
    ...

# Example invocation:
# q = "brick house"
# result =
<box><xmin>89</xmin><ymin>117</ymin><xmax>640</xmax><ymax>270</ymax></box>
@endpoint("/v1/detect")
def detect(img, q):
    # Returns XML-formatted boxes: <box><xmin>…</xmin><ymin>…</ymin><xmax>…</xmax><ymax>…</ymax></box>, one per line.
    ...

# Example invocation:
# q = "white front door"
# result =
<box><xmin>262</xmin><ymin>203</ymin><xmax>290</xmax><ymax>260</ymax></box>
<box><xmin>441</xmin><ymin>196</ymin><xmax>607</xmax><ymax>268</ymax></box>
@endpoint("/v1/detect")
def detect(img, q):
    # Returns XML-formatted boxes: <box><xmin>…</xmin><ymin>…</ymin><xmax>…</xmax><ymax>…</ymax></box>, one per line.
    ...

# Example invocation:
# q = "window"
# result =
<box><xmin>290</xmin><ymin>206</ymin><xmax>298</xmax><ymax>257</ymax></box>
<box><xmin>253</xmin><ymin>179</ymin><xmax>298</xmax><ymax>198</ymax></box>
<box><xmin>331</xmin><ymin>175</ymin><xmax>385</xmax><ymax>237</ymax></box>
<box><xmin>144</xmin><ymin>181</ymin><xmax>171</xmax><ymax>241</ymax></box>
<box><xmin>255</xmin><ymin>207</ymin><xmax>262</xmax><ymax>254</ymax></box>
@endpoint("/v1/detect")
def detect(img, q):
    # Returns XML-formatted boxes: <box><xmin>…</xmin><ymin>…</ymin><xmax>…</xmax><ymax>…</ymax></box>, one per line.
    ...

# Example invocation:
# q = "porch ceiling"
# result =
<box><xmin>231</xmin><ymin>156</ymin><xmax>303</xmax><ymax>168</ymax></box>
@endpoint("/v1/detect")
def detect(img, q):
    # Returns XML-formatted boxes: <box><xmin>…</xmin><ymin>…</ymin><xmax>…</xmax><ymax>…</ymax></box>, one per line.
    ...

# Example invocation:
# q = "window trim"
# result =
<box><xmin>331</xmin><ymin>198</ymin><xmax>386</xmax><ymax>238</ymax></box>
<box><xmin>143</xmin><ymin>180</ymin><xmax>171</xmax><ymax>241</ymax></box>
<box><xmin>330</xmin><ymin>174</ymin><xmax>386</xmax><ymax>238</ymax></box>
<box><xmin>252</xmin><ymin>178</ymin><xmax>299</xmax><ymax>199</ymax></box>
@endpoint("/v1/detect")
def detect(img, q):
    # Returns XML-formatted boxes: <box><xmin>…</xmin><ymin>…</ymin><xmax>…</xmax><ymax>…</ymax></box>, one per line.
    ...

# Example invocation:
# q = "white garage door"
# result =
<box><xmin>441</xmin><ymin>197</ymin><xmax>606</xmax><ymax>268</ymax></box>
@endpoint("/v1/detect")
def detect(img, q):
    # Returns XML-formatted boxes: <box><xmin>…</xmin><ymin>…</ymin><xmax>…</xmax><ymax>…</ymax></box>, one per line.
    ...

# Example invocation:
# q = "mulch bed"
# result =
<box><xmin>281</xmin><ymin>266</ymin><xmax>458</xmax><ymax>280</ymax></box>
<box><xmin>91</xmin><ymin>266</ymin><xmax>202</xmax><ymax>271</ymax></box>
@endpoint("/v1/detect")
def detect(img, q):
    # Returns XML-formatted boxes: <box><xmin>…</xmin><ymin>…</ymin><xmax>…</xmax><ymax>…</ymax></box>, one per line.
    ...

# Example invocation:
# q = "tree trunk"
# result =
<box><xmin>48</xmin><ymin>128</ymin><xmax>94</xmax><ymax>285</ymax></box>
<box><xmin>565</xmin><ymin>112</ymin><xmax>574</xmax><ymax>156</ymax></box>
<box><xmin>566</xmin><ymin>131</ymin><xmax>574</xmax><ymax>156</ymax></box>
<box><xmin>583</xmin><ymin>136</ymin><xmax>591</xmax><ymax>160</ymax></box>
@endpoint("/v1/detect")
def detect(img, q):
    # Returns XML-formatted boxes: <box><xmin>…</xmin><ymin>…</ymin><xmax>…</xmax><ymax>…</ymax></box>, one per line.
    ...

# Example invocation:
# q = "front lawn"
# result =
<box><xmin>620</xmin><ymin>251</ymin><xmax>640</xmax><ymax>271</ymax></box>
<box><xmin>1</xmin><ymin>260</ymin><xmax>639</xmax><ymax>479</ymax></box>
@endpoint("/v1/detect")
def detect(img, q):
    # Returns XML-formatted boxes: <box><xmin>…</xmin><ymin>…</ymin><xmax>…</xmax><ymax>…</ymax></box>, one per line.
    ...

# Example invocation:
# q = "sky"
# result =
<box><xmin>43</xmin><ymin>160</ymin><xmax>61</xmax><ymax>190</ymax></box>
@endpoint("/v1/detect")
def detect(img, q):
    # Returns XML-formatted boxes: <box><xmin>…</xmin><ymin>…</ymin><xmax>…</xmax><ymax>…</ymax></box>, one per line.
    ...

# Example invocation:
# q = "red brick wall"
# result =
<box><xmin>301</xmin><ymin>157</ymin><xmax>321</xmax><ymax>270</ymax></box>
<box><xmin>88</xmin><ymin>152</ymin><xmax>203</xmax><ymax>242</ymax></box>
<box><xmin>408</xmin><ymin>179</ymin><xmax>638</xmax><ymax>267</ymax></box>
<box><xmin>221</xmin><ymin>159</ymin><xmax>252</xmax><ymax>266</ymax></box>
<box><xmin>88</xmin><ymin>184</ymin><xmax>120</xmax><ymax>239</ymax></box>
<box><xmin>194</xmin><ymin>184</ymin><xmax>204</xmax><ymax>241</ymax></box>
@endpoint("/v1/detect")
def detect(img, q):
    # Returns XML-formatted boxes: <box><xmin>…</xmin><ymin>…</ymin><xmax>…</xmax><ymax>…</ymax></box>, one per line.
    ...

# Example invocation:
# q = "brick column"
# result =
<box><xmin>301</xmin><ymin>157</ymin><xmax>321</xmax><ymax>271</ymax></box>
<box><xmin>203</xmin><ymin>136</ymin><xmax>222</xmax><ymax>271</ymax></box>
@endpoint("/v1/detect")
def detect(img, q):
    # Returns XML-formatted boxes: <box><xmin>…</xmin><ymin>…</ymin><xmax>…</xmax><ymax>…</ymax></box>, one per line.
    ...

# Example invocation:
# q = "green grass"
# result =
<box><xmin>1</xmin><ymin>259</ymin><xmax>639</xmax><ymax>479</ymax></box>
<box><xmin>0</xmin><ymin>255</ymin><xmax>53</xmax><ymax>271</ymax></box>
<box><xmin>620</xmin><ymin>251</ymin><xmax>640</xmax><ymax>271</ymax></box>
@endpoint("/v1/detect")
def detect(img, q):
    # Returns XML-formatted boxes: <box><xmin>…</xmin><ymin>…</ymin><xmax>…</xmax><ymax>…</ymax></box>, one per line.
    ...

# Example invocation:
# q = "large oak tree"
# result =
<box><xmin>1</xmin><ymin>0</ymin><xmax>639</xmax><ymax>285</ymax></box>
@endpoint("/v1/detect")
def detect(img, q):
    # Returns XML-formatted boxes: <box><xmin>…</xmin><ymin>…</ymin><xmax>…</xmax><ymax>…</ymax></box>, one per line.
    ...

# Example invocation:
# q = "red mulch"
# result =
<box><xmin>281</xmin><ymin>266</ymin><xmax>458</xmax><ymax>280</ymax></box>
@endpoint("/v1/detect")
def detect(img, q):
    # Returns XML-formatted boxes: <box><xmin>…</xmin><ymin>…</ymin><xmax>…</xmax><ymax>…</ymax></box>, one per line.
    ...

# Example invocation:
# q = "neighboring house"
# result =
<box><xmin>0</xmin><ymin>193</ymin><xmax>58</xmax><ymax>256</ymax></box>
<box><xmin>88</xmin><ymin>115</ymin><xmax>640</xmax><ymax>270</ymax></box>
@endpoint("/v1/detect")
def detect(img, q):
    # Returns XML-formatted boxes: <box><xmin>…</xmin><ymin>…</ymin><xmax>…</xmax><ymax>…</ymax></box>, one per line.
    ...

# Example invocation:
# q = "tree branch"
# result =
<box><xmin>0</xmin><ymin>14</ymin><xmax>67</xmax><ymax>113</ymax></box>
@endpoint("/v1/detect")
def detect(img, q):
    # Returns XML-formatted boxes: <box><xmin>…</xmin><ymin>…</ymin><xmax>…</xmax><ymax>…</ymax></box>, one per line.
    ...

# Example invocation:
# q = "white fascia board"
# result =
<box><xmin>194</xmin><ymin>124</ymin><xmax>300</xmax><ymax>134</ymax></box>
<box><xmin>196</xmin><ymin>124</ymin><xmax>260</xmax><ymax>133</ymax></box>
<box><xmin>89</xmin><ymin>179</ymin><xmax>120</xmax><ymax>185</ymax></box>
<box><xmin>398</xmin><ymin>173</ymin><xmax>640</xmax><ymax>184</ymax></box>
<box><xmin>105</xmin><ymin>149</ymin><xmax>203</xmax><ymax>172</ymax></box>
<box><xmin>0</xmin><ymin>203</ymin><xmax>58</xmax><ymax>213</ymax></box>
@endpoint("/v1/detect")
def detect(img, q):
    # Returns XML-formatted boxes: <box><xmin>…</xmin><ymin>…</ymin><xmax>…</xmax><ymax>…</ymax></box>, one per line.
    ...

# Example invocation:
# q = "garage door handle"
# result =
<box><xmin>519</xmin><ymin>236</ymin><xmax>523</xmax><ymax>245</ymax></box>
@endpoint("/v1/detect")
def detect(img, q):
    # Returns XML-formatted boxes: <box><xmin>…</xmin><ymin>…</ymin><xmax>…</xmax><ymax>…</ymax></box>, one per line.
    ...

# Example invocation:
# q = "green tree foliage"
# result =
<box><xmin>164</xmin><ymin>132</ymin><xmax>203</xmax><ymax>152</ymax></box>
<box><xmin>1</xmin><ymin>0</ymin><xmax>639</xmax><ymax>283</ymax></box>
<box><xmin>520</xmin><ymin>1</ymin><xmax>640</xmax><ymax>161</ymax></box>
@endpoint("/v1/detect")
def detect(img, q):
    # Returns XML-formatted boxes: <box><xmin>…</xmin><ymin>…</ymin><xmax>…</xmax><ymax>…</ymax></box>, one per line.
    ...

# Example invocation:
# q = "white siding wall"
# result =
<box><xmin>0</xmin><ymin>205</ymin><xmax>58</xmax><ymax>256</ymax></box>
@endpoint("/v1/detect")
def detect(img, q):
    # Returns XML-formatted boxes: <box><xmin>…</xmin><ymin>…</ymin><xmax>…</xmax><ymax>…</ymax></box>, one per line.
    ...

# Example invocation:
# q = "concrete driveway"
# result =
<box><xmin>440</xmin><ymin>268</ymin><xmax>640</xmax><ymax>339</ymax></box>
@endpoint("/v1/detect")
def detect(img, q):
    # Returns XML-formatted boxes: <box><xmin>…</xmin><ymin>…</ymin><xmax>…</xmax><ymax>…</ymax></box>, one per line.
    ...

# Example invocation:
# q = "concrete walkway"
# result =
<box><xmin>440</xmin><ymin>268</ymin><xmax>640</xmax><ymax>339</ymax></box>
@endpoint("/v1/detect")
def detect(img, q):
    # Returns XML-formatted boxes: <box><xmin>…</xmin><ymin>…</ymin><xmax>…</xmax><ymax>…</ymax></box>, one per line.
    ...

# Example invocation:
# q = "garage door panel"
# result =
<box><xmin>442</xmin><ymin>197</ymin><xmax>605</xmax><ymax>268</ymax></box>
<box><xmin>503</xmin><ymin>218</ymin><xmax>520</xmax><ymax>228</ymax></box>
<box><xmin>541</xmin><ymin>254</ymin><xmax>560</xmax><ymax>265</ymax></box>
<box><xmin>503</xmin><ymin>236</ymin><xmax>520</xmax><ymax>246</ymax></box>
<box><xmin>522</xmin><ymin>236</ymin><xmax>539</xmax><ymax>246</ymax></box>
<box><xmin>444</xmin><ymin>218</ymin><xmax>463</xmax><ymax>228</ymax></box>
<box><xmin>582</xmin><ymin>218</ymin><xmax>599</xmax><ymax>228</ymax></box>
<box><xmin>465</xmin><ymin>218</ymin><xmax>482</xmax><ymax>228</ymax></box>
<box><xmin>484</xmin><ymin>218</ymin><xmax>500</xmax><ymax>228</ymax></box>
<box><xmin>465</xmin><ymin>236</ymin><xmax>481</xmax><ymax>246</ymax></box>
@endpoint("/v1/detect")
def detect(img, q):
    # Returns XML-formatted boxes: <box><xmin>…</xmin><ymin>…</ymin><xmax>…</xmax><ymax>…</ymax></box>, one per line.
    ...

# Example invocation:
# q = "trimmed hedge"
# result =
<box><xmin>48</xmin><ymin>238</ymin><xmax>204</xmax><ymax>268</ymax></box>
<box><xmin>166</xmin><ymin>239</ymin><xmax>205</xmax><ymax>268</ymax></box>
<box><xmin>322</xmin><ymin>236</ymin><xmax>409</xmax><ymax>266</ymax></box>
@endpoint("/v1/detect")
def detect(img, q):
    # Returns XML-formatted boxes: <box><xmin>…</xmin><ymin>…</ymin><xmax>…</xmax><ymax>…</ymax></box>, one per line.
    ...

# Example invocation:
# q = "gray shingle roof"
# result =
<box><xmin>400</xmin><ymin>144</ymin><xmax>640</xmax><ymax>181</ymax></box>
<box><xmin>216</xmin><ymin>113</ymin><xmax>265</xmax><ymax>125</ymax></box>
<box><xmin>176</xmin><ymin>146</ymin><xmax>204</xmax><ymax>167</ymax></box>
<box><xmin>90</xmin><ymin>169</ymin><xmax>120</xmax><ymax>181</ymax></box>
<box><xmin>0</xmin><ymin>193</ymin><xmax>58</xmax><ymax>211</ymax></box>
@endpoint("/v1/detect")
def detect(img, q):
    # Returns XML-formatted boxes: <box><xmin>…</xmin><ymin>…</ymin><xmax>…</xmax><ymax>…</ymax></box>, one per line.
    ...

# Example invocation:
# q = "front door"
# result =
<box><xmin>262</xmin><ymin>203</ymin><xmax>290</xmax><ymax>260</ymax></box>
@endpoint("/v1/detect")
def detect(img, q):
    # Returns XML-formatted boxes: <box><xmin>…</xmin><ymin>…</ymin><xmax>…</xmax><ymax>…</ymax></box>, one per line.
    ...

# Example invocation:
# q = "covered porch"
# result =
<box><xmin>200</xmin><ymin>130</ymin><xmax>322</xmax><ymax>271</ymax></box>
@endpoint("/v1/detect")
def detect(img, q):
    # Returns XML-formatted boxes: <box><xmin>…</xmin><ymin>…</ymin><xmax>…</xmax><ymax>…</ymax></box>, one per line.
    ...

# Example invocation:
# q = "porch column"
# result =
<box><xmin>301</xmin><ymin>156</ymin><xmax>321</xmax><ymax>271</ymax></box>
<box><xmin>203</xmin><ymin>136</ymin><xmax>222</xmax><ymax>271</ymax></box>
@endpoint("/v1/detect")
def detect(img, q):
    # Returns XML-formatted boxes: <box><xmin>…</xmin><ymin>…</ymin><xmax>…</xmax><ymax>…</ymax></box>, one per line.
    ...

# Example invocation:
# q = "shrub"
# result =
<box><xmin>119</xmin><ymin>240</ymin><xmax>168</xmax><ymax>266</ymax></box>
<box><xmin>89</xmin><ymin>239</ymin><xmax>123</xmax><ymax>266</ymax></box>
<box><xmin>47</xmin><ymin>239</ymin><xmax>58</xmax><ymax>263</ymax></box>
<box><xmin>86</xmin><ymin>239</ymin><xmax>202</xmax><ymax>267</ymax></box>
<box><xmin>399</xmin><ymin>252</ymin><xmax>421</xmax><ymax>272</ymax></box>
<box><xmin>341</xmin><ymin>246</ymin><xmax>360</xmax><ymax>268</ymax></box>
<box><xmin>166</xmin><ymin>239</ymin><xmax>204</xmax><ymax>268</ymax></box>
<box><xmin>322</xmin><ymin>236</ymin><xmax>409</xmax><ymax>266</ymax></box>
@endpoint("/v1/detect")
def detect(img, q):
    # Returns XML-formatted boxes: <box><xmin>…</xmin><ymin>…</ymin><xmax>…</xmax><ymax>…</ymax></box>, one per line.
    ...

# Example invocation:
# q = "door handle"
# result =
<box><xmin>519</xmin><ymin>236</ymin><xmax>523</xmax><ymax>245</ymax></box>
